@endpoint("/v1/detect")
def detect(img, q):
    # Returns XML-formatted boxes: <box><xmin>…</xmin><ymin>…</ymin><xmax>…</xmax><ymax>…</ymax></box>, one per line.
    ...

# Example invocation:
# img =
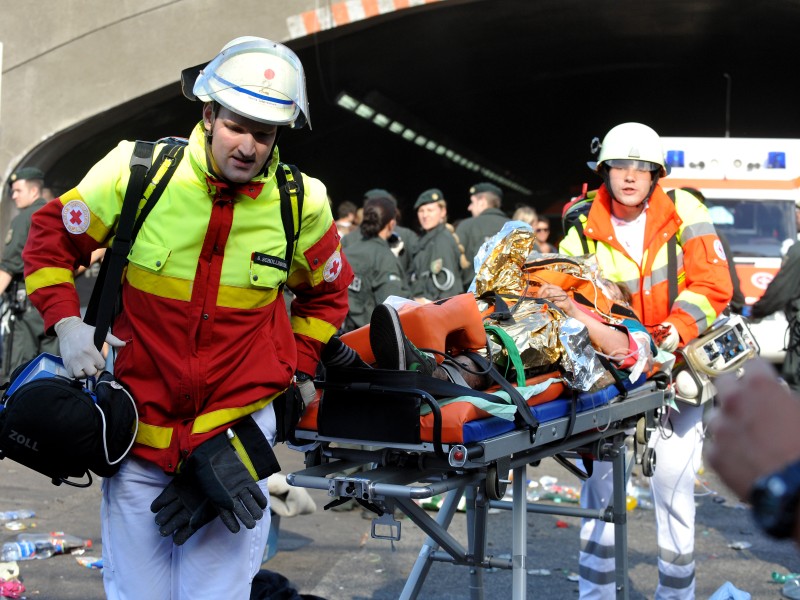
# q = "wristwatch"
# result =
<box><xmin>750</xmin><ymin>460</ymin><xmax>800</xmax><ymax>539</ymax></box>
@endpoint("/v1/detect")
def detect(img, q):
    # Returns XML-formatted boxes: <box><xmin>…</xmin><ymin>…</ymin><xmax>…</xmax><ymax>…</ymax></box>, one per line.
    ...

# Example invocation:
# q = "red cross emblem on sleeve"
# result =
<box><xmin>61</xmin><ymin>200</ymin><xmax>91</xmax><ymax>234</ymax></box>
<box><xmin>323</xmin><ymin>251</ymin><xmax>342</xmax><ymax>282</ymax></box>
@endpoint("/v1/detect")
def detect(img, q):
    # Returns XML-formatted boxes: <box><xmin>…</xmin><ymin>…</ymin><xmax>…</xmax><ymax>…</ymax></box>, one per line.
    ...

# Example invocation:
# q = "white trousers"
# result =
<box><xmin>101</xmin><ymin>404</ymin><xmax>276</xmax><ymax>600</ymax></box>
<box><xmin>578</xmin><ymin>404</ymin><xmax>704</xmax><ymax>600</ymax></box>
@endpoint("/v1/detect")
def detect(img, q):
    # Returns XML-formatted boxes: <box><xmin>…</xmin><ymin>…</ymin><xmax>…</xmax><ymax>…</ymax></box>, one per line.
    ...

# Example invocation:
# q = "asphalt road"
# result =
<box><xmin>1</xmin><ymin>443</ymin><xmax>799</xmax><ymax>599</ymax></box>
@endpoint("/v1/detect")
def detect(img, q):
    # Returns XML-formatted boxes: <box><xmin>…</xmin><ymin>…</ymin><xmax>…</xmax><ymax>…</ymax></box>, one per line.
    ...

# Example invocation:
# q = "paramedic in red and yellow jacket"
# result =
<box><xmin>23</xmin><ymin>38</ymin><xmax>352</xmax><ymax>600</ymax></box>
<box><xmin>560</xmin><ymin>123</ymin><xmax>732</xmax><ymax>600</ymax></box>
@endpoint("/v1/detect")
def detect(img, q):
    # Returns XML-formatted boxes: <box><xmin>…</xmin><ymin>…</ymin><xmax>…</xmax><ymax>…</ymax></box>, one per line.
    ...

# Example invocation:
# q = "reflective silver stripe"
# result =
<box><xmin>581</xmin><ymin>539</ymin><xmax>616</xmax><ymax>559</ymax></box>
<box><xmin>673</xmin><ymin>299</ymin><xmax>710</xmax><ymax>331</ymax></box>
<box><xmin>680</xmin><ymin>221</ymin><xmax>716</xmax><ymax>243</ymax></box>
<box><xmin>579</xmin><ymin>564</ymin><xmax>617</xmax><ymax>585</ymax></box>
<box><xmin>651</xmin><ymin>253</ymin><xmax>684</xmax><ymax>284</ymax></box>
<box><xmin>658</xmin><ymin>567</ymin><xmax>695</xmax><ymax>590</ymax></box>
<box><xmin>658</xmin><ymin>547</ymin><xmax>695</xmax><ymax>566</ymax></box>
<box><xmin>621</xmin><ymin>277</ymin><xmax>640</xmax><ymax>295</ymax></box>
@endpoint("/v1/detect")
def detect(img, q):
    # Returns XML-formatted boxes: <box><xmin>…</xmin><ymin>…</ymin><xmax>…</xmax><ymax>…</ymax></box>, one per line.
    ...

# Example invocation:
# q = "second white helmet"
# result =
<box><xmin>593</xmin><ymin>122</ymin><xmax>667</xmax><ymax>176</ymax></box>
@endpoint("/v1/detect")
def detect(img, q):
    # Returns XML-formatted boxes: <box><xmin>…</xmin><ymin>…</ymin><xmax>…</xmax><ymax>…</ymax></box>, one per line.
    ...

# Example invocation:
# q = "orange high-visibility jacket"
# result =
<box><xmin>560</xmin><ymin>185</ymin><xmax>732</xmax><ymax>345</ymax></box>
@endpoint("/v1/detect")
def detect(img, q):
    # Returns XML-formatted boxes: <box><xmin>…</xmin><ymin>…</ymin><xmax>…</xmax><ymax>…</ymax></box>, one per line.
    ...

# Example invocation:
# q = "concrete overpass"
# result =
<box><xmin>3</xmin><ymin>0</ymin><xmax>800</xmax><ymax>233</ymax></box>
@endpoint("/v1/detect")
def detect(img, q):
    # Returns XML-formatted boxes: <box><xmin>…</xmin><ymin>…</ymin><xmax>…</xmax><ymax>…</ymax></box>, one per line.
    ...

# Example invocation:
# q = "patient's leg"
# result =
<box><xmin>370</xmin><ymin>304</ymin><xmax>490</xmax><ymax>389</ymax></box>
<box><xmin>321</xmin><ymin>335</ymin><xmax>372</xmax><ymax>369</ymax></box>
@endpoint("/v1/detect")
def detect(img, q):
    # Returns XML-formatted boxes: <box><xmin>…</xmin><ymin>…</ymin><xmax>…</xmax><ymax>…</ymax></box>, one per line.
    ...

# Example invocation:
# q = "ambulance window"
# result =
<box><xmin>705</xmin><ymin>198</ymin><xmax>795</xmax><ymax>258</ymax></box>
<box><xmin>708</xmin><ymin>206</ymin><xmax>734</xmax><ymax>225</ymax></box>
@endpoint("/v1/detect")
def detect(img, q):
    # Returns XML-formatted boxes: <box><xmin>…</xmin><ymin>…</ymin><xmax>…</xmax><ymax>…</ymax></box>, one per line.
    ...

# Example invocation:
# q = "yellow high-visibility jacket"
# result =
<box><xmin>24</xmin><ymin>124</ymin><xmax>352</xmax><ymax>472</ymax></box>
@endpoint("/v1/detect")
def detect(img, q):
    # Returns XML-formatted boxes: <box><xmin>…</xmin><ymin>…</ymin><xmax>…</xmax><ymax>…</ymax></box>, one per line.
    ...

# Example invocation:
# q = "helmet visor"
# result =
<box><xmin>604</xmin><ymin>159</ymin><xmax>661</xmax><ymax>173</ymax></box>
<box><xmin>193</xmin><ymin>39</ymin><xmax>309</xmax><ymax>128</ymax></box>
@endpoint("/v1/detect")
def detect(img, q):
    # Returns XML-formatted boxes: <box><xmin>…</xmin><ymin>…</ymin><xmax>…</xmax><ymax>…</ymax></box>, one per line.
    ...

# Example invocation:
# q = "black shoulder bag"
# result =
<box><xmin>0</xmin><ymin>139</ymin><xmax>185</xmax><ymax>486</ymax></box>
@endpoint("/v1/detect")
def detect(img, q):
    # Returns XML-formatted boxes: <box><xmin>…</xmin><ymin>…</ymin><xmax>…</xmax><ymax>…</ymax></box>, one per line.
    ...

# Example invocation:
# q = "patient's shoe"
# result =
<box><xmin>370</xmin><ymin>304</ymin><xmax>436</xmax><ymax>375</ymax></box>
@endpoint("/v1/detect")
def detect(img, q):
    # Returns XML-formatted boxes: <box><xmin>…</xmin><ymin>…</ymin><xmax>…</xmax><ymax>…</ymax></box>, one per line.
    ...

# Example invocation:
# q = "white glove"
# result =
<box><xmin>657</xmin><ymin>322</ymin><xmax>680</xmax><ymax>353</ymax></box>
<box><xmin>296</xmin><ymin>377</ymin><xmax>317</xmax><ymax>406</ymax></box>
<box><xmin>54</xmin><ymin>316</ymin><xmax>126</xmax><ymax>378</ymax></box>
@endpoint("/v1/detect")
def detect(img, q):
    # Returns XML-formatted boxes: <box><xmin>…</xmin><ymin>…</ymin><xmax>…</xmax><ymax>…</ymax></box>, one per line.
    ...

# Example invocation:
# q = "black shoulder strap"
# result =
<box><xmin>564</xmin><ymin>187</ymin><xmax>592</xmax><ymax>255</ymax></box>
<box><xmin>131</xmin><ymin>142</ymin><xmax>186</xmax><ymax>241</ymax></box>
<box><xmin>86</xmin><ymin>139</ymin><xmax>185</xmax><ymax>349</ymax></box>
<box><xmin>463</xmin><ymin>351</ymin><xmax>540</xmax><ymax>440</ymax></box>
<box><xmin>665</xmin><ymin>189</ymin><xmax>679</xmax><ymax>308</ymax></box>
<box><xmin>275</xmin><ymin>163</ymin><xmax>305</xmax><ymax>271</ymax></box>
<box><xmin>576</xmin><ymin>220</ymin><xmax>590</xmax><ymax>255</ymax></box>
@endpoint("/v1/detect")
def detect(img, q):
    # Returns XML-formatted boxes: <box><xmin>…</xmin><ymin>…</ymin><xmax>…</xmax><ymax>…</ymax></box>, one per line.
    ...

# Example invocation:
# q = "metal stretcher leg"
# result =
<box><xmin>612</xmin><ymin>443</ymin><xmax>630</xmax><ymax>600</ymax></box>
<box><xmin>512</xmin><ymin>464</ymin><xmax>527</xmax><ymax>600</ymax></box>
<box><xmin>465</xmin><ymin>485</ymin><xmax>486</xmax><ymax>600</ymax></box>
<box><xmin>400</xmin><ymin>486</ymin><xmax>466</xmax><ymax>600</ymax></box>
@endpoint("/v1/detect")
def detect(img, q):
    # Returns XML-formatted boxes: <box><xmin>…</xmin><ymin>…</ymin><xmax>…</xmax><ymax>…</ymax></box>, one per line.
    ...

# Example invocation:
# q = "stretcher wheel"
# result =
<box><xmin>635</xmin><ymin>417</ymin><xmax>648</xmax><ymax>445</ymax></box>
<box><xmin>485</xmin><ymin>465</ymin><xmax>507</xmax><ymax>501</ymax></box>
<box><xmin>641</xmin><ymin>447</ymin><xmax>656</xmax><ymax>477</ymax></box>
<box><xmin>305</xmin><ymin>445</ymin><xmax>324</xmax><ymax>468</ymax></box>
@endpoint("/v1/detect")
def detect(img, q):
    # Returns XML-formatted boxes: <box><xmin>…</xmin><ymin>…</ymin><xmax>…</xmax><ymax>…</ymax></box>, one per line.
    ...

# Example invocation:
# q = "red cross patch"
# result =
<box><xmin>61</xmin><ymin>200</ymin><xmax>91</xmax><ymax>234</ymax></box>
<box><xmin>323</xmin><ymin>251</ymin><xmax>342</xmax><ymax>283</ymax></box>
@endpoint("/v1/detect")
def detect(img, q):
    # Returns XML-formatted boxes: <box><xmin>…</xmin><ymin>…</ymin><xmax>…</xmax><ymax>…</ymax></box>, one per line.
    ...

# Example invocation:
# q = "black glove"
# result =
<box><xmin>150</xmin><ymin>470</ymin><xmax>228</xmax><ymax>545</ymax></box>
<box><xmin>188</xmin><ymin>430</ymin><xmax>269</xmax><ymax>533</ymax></box>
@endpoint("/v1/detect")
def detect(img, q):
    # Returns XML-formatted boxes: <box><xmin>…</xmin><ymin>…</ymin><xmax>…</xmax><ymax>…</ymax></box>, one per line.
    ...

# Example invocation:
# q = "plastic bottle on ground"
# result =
<box><xmin>1</xmin><ymin>540</ymin><xmax>52</xmax><ymax>561</ymax></box>
<box><xmin>0</xmin><ymin>509</ymin><xmax>35</xmax><ymax>522</ymax></box>
<box><xmin>783</xmin><ymin>576</ymin><xmax>800</xmax><ymax>599</ymax></box>
<box><xmin>17</xmin><ymin>532</ymin><xmax>92</xmax><ymax>554</ymax></box>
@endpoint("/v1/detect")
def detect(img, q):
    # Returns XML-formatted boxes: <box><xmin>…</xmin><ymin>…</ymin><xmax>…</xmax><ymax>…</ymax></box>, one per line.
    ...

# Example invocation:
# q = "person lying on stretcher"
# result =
<box><xmin>323</xmin><ymin>279</ymin><xmax>654</xmax><ymax>394</ymax></box>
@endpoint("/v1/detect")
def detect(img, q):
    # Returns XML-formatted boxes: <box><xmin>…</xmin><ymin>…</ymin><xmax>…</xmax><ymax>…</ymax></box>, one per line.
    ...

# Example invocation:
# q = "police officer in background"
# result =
<box><xmin>410</xmin><ymin>188</ymin><xmax>464</xmax><ymax>302</ymax></box>
<box><xmin>0</xmin><ymin>167</ymin><xmax>59</xmax><ymax>376</ymax></box>
<box><xmin>342</xmin><ymin>196</ymin><xmax>409</xmax><ymax>332</ymax></box>
<box><xmin>341</xmin><ymin>188</ymin><xmax>419</xmax><ymax>280</ymax></box>
<box><xmin>455</xmin><ymin>182</ymin><xmax>509</xmax><ymax>283</ymax></box>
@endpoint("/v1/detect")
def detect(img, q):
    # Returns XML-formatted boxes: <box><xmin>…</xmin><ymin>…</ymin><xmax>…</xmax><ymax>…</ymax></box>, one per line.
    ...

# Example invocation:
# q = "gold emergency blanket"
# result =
<box><xmin>474</xmin><ymin>225</ymin><xmax>610</xmax><ymax>390</ymax></box>
<box><xmin>473</xmin><ymin>227</ymin><xmax>538</xmax><ymax>297</ymax></box>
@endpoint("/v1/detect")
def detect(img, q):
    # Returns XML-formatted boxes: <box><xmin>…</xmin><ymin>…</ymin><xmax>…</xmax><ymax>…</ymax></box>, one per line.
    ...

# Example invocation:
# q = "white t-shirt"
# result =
<box><xmin>610</xmin><ymin>204</ymin><xmax>648</xmax><ymax>265</ymax></box>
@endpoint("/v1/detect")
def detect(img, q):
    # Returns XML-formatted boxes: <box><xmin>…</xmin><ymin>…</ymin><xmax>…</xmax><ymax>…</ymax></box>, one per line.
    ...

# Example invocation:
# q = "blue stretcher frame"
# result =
<box><xmin>287</xmin><ymin>379</ymin><xmax>665</xmax><ymax>600</ymax></box>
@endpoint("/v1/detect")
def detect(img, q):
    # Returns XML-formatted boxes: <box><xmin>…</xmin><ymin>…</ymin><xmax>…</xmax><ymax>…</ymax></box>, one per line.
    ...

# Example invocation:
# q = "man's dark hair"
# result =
<box><xmin>337</xmin><ymin>200</ymin><xmax>358</xmax><ymax>219</ymax></box>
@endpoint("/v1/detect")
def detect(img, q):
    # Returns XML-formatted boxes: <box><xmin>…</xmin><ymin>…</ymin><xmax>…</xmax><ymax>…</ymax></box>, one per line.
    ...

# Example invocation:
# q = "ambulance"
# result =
<box><xmin>660</xmin><ymin>137</ymin><xmax>800</xmax><ymax>364</ymax></box>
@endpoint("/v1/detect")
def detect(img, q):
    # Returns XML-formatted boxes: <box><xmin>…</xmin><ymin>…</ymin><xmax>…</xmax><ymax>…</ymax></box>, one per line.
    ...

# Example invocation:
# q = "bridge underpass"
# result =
<box><xmin>4</xmin><ymin>0</ymin><xmax>800</xmax><ymax>229</ymax></box>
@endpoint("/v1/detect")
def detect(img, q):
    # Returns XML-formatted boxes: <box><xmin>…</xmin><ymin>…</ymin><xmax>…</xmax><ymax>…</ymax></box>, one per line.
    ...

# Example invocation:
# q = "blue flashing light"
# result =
<box><xmin>767</xmin><ymin>151</ymin><xmax>786</xmax><ymax>169</ymax></box>
<box><xmin>666</xmin><ymin>150</ymin><xmax>685</xmax><ymax>168</ymax></box>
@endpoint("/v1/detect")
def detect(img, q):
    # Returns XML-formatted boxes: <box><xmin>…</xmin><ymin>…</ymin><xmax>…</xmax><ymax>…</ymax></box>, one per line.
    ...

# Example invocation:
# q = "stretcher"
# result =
<box><xmin>287</xmin><ymin>370</ymin><xmax>666</xmax><ymax>600</ymax></box>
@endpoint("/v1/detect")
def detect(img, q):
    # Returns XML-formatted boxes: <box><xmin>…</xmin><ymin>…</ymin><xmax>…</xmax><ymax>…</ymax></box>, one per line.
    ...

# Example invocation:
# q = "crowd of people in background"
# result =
<box><xmin>3</xmin><ymin>47</ymin><xmax>800</xmax><ymax>594</ymax></box>
<box><xmin>333</xmin><ymin>182</ymin><xmax>556</xmax><ymax>333</ymax></box>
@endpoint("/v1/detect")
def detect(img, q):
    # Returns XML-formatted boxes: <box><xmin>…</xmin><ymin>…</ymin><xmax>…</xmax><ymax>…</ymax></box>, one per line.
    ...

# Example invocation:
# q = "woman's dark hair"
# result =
<box><xmin>360</xmin><ymin>197</ymin><xmax>396</xmax><ymax>239</ymax></box>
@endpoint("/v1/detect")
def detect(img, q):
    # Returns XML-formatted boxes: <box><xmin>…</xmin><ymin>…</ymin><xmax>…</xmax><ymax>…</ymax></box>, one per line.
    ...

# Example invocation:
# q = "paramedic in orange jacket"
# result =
<box><xmin>561</xmin><ymin>123</ymin><xmax>733</xmax><ymax>600</ymax></box>
<box><xmin>23</xmin><ymin>38</ymin><xmax>351</xmax><ymax>600</ymax></box>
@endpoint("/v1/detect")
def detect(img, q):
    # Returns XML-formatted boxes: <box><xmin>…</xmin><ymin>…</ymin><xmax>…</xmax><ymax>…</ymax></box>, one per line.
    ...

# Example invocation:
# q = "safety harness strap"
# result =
<box><xmin>665</xmin><ymin>189</ymin><xmax>680</xmax><ymax>309</ymax></box>
<box><xmin>483</xmin><ymin>324</ymin><xmax>526</xmax><ymax>387</ymax></box>
<box><xmin>85</xmin><ymin>139</ymin><xmax>186</xmax><ymax>349</ymax></box>
<box><xmin>463</xmin><ymin>351</ymin><xmax>539</xmax><ymax>439</ymax></box>
<box><xmin>275</xmin><ymin>163</ymin><xmax>304</xmax><ymax>270</ymax></box>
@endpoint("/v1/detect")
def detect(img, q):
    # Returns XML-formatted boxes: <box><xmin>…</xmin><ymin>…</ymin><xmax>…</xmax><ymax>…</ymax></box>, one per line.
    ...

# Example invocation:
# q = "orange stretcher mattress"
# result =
<box><xmin>296</xmin><ymin>372</ymin><xmax>565</xmax><ymax>444</ymax></box>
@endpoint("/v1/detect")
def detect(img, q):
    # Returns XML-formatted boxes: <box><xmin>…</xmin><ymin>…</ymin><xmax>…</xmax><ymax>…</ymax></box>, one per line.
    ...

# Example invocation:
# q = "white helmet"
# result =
<box><xmin>591</xmin><ymin>122</ymin><xmax>667</xmax><ymax>176</ymax></box>
<box><xmin>183</xmin><ymin>37</ymin><xmax>310</xmax><ymax>129</ymax></box>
